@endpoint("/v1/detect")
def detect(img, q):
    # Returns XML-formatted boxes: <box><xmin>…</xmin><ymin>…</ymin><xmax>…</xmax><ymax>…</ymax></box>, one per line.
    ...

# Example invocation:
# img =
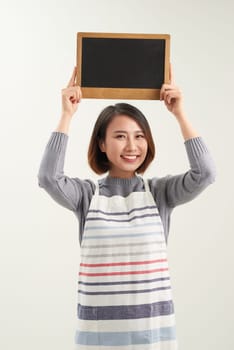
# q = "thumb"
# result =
<box><xmin>67</xmin><ymin>66</ymin><xmax>77</xmax><ymax>88</ymax></box>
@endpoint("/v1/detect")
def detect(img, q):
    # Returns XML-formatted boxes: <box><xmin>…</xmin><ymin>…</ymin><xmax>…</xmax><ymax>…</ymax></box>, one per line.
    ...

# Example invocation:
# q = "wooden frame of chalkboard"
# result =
<box><xmin>76</xmin><ymin>32</ymin><xmax>170</xmax><ymax>100</ymax></box>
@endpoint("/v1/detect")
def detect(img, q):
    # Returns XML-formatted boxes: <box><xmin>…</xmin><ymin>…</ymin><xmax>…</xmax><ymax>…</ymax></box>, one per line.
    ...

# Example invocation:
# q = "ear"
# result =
<box><xmin>99</xmin><ymin>140</ymin><xmax>106</xmax><ymax>152</ymax></box>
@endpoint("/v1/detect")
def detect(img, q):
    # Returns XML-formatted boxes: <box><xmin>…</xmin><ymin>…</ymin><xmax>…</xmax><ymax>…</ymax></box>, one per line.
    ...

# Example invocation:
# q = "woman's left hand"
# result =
<box><xmin>160</xmin><ymin>63</ymin><xmax>185</xmax><ymax>118</ymax></box>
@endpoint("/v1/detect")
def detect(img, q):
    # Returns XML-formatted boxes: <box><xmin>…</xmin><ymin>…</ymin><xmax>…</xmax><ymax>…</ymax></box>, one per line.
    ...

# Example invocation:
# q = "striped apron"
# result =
<box><xmin>74</xmin><ymin>177</ymin><xmax>178</xmax><ymax>349</ymax></box>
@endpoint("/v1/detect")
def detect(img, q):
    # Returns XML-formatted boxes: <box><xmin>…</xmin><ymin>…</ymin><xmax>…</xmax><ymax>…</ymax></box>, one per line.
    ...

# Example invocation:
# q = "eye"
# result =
<box><xmin>136</xmin><ymin>134</ymin><xmax>145</xmax><ymax>138</ymax></box>
<box><xmin>116</xmin><ymin>134</ymin><xmax>125</xmax><ymax>139</ymax></box>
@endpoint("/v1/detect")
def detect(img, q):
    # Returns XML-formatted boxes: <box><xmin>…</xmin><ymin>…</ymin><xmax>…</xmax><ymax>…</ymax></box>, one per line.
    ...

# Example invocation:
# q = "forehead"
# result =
<box><xmin>107</xmin><ymin>114</ymin><xmax>142</xmax><ymax>131</ymax></box>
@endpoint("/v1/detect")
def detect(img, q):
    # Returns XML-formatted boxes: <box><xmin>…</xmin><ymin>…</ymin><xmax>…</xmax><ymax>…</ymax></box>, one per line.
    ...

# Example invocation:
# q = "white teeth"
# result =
<box><xmin>122</xmin><ymin>156</ymin><xmax>137</xmax><ymax>159</ymax></box>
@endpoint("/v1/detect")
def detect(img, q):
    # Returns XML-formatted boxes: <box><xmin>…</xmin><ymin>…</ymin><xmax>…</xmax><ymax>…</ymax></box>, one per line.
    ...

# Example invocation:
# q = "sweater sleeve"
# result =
<box><xmin>37</xmin><ymin>131</ymin><xmax>95</xmax><ymax>211</ymax></box>
<box><xmin>164</xmin><ymin>136</ymin><xmax>217</xmax><ymax>208</ymax></box>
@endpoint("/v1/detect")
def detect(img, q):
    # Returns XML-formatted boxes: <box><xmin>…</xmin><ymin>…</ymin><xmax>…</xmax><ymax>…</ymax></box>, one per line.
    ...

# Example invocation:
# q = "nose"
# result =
<box><xmin>125</xmin><ymin>137</ymin><xmax>137</xmax><ymax>151</ymax></box>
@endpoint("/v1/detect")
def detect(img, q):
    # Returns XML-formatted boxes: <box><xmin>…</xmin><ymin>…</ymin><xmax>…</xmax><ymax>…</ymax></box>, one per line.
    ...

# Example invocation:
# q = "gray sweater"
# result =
<box><xmin>37</xmin><ymin>132</ymin><xmax>216</xmax><ymax>246</ymax></box>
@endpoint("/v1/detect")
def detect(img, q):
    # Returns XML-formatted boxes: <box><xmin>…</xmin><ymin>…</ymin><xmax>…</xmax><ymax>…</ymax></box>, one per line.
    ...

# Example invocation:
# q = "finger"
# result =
<box><xmin>164</xmin><ymin>90</ymin><xmax>179</xmax><ymax>98</ymax></box>
<box><xmin>160</xmin><ymin>87</ymin><xmax>178</xmax><ymax>101</ymax></box>
<box><xmin>79</xmin><ymin>87</ymin><xmax>82</xmax><ymax>101</ymax></box>
<box><xmin>164</xmin><ymin>93</ymin><xmax>174</xmax><ymax>104</ymax></box>
<box><xmin>75</xmin><ymin>86</ymin><xmax>82</xmax><ymax>102</ymax></box>
<box><xmin>160</xmin><ymin>83</ymin><xmax>176</xmax><ymax>96</ymax></box>
<box><xmin>67</xmin><ymin>86</ymin><xmax>79</xmax><ymax>99</ymax></box>
<box><xmin>67</xmin><ymin>66</ymin><xmax>77</xmax><ymax>88</ymax></box>
<box><xmin>162</xmin><ymin>83</ymin><xmax>175</xmax><ymax>89</ymax></box>
<box><xmin>169</xmin><ymin>62</ymin><xmax>175</xmax><ymax>84</ymax></box>
<box><xmin>160</xmin><ymin>85</ymin><xmax>167</xmax><ymax>100</ymax></box>
<box><xmin>165</xmin><ymin>90</ymin><xmax>180</xmax><ymax>103</ymax></box>
<box><xmin>62</xmin><ymin>87</ymin><xmax>78</xmax><ymax>104</ymax></box>
<box><xmin>70</xmin><ymin>86</ymin><xmax>82</xmax><ymax>103</ymax></box>
<box><xmin>78</xmin><ymin>86</ymin><xmax>82</xmax><ymax>98</ymax></box>
<box><xmin>160</xmin><ymin>84</ymin><xmax>171</xmax><ymax>100</ymax></box>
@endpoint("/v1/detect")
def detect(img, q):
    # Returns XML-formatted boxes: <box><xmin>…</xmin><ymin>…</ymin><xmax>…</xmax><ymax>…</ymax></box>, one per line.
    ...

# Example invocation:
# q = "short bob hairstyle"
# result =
<box><xmin>88</xmin><ymin>103</ymin><xmax>155</xmax><ymax>175</ymax></box>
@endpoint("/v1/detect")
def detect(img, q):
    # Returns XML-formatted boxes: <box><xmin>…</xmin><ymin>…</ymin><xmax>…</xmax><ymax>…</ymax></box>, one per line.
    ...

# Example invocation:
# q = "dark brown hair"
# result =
<box><xmin>88</xmin><ymin>103</ymin><xmax>155</xmax><ymax>174</ymax></box>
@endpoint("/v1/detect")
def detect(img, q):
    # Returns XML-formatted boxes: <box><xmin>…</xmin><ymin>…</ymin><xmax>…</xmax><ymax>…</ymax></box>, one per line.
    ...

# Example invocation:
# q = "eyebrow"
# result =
<box><xmin>113</xmin><ymin>130</ymin><xmax>144</xmax><ymax>133</ymax></box>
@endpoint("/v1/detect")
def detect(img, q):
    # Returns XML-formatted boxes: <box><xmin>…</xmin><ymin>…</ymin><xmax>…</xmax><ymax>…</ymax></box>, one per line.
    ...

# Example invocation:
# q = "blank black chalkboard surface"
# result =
<box><xmin>76</xmin><ymin>32</ymin><xmax>170</xmax><ymax>100</ymax></box>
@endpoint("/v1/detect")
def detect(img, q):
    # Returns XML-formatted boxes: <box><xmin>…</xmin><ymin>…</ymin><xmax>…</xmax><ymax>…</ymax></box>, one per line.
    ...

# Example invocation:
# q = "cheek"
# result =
<box><xmin>105</xmin><ymin>141</ymin><xmax>121</xmax><ymax>156</ymax></box>
<box><xmin>142</xmin><ymin>141</ymin><xmax>148</xmax><ymax>152</ymax></box>
<box><xmin>108</xmin><ymin>140</ymin><xmax>123</xmax><ymax>151</ymax></box>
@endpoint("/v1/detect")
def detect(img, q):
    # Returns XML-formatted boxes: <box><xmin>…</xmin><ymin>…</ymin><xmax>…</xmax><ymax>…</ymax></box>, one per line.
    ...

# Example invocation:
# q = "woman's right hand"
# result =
<box><xmin>61</xmin><ymin>66</ymin><xmax>82</xmax><ymax>117</ymax></box>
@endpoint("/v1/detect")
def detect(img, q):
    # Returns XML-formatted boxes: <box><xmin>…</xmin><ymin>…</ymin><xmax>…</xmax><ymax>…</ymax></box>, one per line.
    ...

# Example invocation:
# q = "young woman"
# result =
<box><xmin>38</xmin><ymin>65</ymin><xmax>216</xmax><ymax>349</ymax></box>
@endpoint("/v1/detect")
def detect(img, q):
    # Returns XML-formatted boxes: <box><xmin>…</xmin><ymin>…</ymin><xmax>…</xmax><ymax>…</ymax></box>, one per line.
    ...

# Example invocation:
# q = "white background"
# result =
<box><xmin>0</xmin><ymin>0</ymin><xmax>233</xmax><ymax>349</ymax></box>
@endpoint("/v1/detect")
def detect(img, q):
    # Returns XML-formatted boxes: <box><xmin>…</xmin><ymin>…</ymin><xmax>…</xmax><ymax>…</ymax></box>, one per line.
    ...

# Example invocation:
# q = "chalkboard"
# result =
<box><xmin>76</xmin><ymin>32</ymin><xmax>170</xmax><ymax>100</ymax></box>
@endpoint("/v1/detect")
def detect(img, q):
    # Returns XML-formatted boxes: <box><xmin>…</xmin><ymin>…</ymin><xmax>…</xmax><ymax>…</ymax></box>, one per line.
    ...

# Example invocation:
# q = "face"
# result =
<box><xmin>99</xmin><ymin>114</ymin><xmax>148</xmax><ymax>178</ymax></box>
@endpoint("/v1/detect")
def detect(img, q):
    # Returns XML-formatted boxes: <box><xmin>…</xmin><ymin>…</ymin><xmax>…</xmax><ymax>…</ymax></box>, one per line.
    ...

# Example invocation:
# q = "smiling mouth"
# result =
<box><xmin>121</xmin><ymin>155</ymin><xmax>139</xmax><ymax>160</ymax></box>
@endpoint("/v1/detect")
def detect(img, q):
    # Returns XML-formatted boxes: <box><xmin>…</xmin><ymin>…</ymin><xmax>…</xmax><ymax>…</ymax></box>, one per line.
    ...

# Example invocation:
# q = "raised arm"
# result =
<box><xmin>55</xmin><ymin>66</ymin><xmax>82</xmax><ymax>134</ymax></box>
<box><xmin>37</xmin><ymin>67</ymin><xmax>94</xmax><ymax>211</ymax></box>
<box><xmin>159</xmin><ymin>63</ymin><xmax>216</xmax><ymax>207</ymax></box>
<box><xmin>160</xmin><ymin>62</ymin><xmax>199</xmax><ymax>141</ymax></box>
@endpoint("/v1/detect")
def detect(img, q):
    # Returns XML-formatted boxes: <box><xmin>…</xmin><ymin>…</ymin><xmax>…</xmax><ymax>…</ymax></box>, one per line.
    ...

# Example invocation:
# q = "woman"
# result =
<box><xmin>38</xmin><ymin>65</ymin><xmax>216</xmax><ymax>349</ymax></box>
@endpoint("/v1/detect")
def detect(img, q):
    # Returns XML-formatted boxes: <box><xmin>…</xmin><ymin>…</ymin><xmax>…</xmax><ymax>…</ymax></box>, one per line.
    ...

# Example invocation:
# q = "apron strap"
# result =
<box><xmin>94</xmin><ymin>179</ymin><xmax>99</xmax><ymax>196</ymax></box>
<box><xmin>143</xmin><ymin>178</ymin><xmax>150</xmax><ymax>192</ymax></box>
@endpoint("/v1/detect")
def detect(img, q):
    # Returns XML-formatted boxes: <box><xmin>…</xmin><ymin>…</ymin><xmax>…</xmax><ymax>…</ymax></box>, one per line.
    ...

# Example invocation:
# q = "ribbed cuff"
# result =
<box><xmin>184</xmin><ymin>136</ymin><xmax>209</xmax><ymax>160</ymax></box>
<box><xmin>46</xmin><ymin>131</ymin><xmax>68</xmax><ymax>152</ymax></box>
